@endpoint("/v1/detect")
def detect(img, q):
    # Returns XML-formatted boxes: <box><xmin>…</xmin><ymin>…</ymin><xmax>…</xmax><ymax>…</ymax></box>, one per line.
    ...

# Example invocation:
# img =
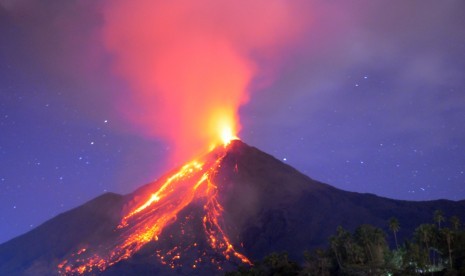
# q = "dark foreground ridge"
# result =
<box><xmin>1</xmin><ymin>140</ymin><xmax>465</xmax><ymax>275</ymax></box>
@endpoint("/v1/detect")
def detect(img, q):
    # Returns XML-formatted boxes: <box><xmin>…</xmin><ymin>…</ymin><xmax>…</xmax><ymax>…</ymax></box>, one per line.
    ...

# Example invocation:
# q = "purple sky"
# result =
<box><xmin>1</xmin><ymin>1</ymin><xmax>465</xmax><ymax>243</ymax></box>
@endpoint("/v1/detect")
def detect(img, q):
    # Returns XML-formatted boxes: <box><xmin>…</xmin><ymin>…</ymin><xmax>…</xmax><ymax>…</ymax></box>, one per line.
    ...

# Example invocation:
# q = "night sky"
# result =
<box><xmin>1</xmin><ymin>1</ymin><xmax>465</xmax><ymax>244</ymax></box>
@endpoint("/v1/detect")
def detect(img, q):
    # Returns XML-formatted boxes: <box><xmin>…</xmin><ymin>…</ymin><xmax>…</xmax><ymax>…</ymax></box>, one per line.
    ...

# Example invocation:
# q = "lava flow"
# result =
<box><xmin>58</xmin><ymin>138</ymin><xmax>250</xmax><ymax>275</ymax></box>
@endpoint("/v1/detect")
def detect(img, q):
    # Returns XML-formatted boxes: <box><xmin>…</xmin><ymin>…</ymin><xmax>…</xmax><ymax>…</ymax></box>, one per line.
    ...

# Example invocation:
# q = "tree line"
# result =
<box><xmin>227</xmin><ymin>210</ymin><xmax>465</xmax><ymax>275</ymax></box>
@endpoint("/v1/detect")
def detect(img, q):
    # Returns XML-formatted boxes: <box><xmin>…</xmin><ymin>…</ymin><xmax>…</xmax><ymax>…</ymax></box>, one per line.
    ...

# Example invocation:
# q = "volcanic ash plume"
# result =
<box><xmin>102</xmin><ymin>0</ymin><xmax>307</xmax><ymax>163</ymax></box>
<box><xmin>56</xmin><ymin>2</ymin><xmax>309</xmax><ymax>273</ymax></box>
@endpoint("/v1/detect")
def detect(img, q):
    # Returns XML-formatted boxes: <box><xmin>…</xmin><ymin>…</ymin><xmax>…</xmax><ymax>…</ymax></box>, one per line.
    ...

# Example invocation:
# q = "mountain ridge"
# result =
<box><xmin>1</xmin><ymin>140</ymin><xmax>464</xmax><ymax>275</ymax></box>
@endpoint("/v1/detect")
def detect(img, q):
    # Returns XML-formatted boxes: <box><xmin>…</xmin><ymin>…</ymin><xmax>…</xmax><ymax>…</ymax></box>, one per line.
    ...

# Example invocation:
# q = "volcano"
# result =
<box><xmin>1</xmin><ymin>140</ymin><xmax>465</xmax><ymax>275</ymax></box>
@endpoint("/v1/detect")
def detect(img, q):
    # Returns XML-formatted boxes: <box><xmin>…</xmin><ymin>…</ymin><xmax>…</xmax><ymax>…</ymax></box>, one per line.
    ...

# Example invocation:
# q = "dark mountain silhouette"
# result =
<box><xmin>1</xmin><ymin>140</ymin><xmax>464</xmax><ymax>275</ymax></box>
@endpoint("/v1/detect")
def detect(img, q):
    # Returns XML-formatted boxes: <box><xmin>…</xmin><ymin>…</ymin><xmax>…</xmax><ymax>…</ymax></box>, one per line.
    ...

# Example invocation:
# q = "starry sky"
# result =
<box><xmin>1</xmin><ymin>1</ymin><xmax>465</xmax><ymax>244</ymax></box>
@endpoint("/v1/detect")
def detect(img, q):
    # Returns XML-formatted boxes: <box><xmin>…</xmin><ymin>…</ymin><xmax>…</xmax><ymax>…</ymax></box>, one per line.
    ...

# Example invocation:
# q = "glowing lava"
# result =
<box><xmin>58</xmin><ymin>141</ymin><xmax>250</xmax><ymax>274</ymax></box>
<box><xmin>220</xmin><ymin>126</ymin><xmax>237</xmax><ymax>146</ymax></box>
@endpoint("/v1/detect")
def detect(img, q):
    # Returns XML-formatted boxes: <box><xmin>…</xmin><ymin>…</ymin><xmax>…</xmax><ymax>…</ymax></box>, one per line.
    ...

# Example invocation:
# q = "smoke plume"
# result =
<box><xmin>102</xmin><ymin>0</ymin><xmax>306</xmax><ymax>163</ymax></box>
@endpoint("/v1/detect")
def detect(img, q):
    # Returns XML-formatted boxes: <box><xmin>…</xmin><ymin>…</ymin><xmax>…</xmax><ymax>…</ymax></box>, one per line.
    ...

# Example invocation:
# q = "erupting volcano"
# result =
<box><xmin>58</xmin><ymin>136</ymin><xmax>252</xmax><ymax>275</ymax></box>
<box><xmin>2</xmin><ymin>139</ymin><xmax>465</xmax><ymax>275</ymax></box>
<box><xmin>46</xmin><ymin>4</ymin><xmax>311</xmax><ymax>271</ymax></box>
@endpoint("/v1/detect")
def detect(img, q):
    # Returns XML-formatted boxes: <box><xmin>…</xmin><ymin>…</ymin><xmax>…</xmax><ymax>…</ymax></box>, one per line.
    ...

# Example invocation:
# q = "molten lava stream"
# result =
<box><xmin>59</xmin><ymin>146</ymin><xmax>250</xmax><ymax>274</ymax></box>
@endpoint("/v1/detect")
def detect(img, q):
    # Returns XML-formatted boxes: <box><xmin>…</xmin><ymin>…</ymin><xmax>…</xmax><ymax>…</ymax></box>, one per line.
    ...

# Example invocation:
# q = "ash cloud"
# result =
<box><xmin>2</xmin><ymin>0</ymin><xmax>465</xmax><ymax>201</ymax></box>
<box><xmin>100</xmin><ymin>0</ymin><xmax>309</xmax><ymax>163</ymax></box>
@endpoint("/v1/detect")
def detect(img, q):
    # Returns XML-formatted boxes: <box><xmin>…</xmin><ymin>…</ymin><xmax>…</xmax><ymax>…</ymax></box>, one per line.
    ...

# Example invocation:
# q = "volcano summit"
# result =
<box><xmin>1</xmin><ymin>140</ymin><xmax>465</xmax><ymax>275</ymax></box>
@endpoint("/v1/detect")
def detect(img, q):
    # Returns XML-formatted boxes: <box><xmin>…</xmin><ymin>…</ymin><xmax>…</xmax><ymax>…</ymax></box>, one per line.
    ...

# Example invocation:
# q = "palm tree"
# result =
<box><xmin>371</xmin><ymin>227</ymin><xmax>388</xmax><ymax>266</ymax></box>
<box><xmin>415</xmin><ymin>224</ymin><xmax>434</xmax><ymax>265</ymax></box>
<box><xmin>441</xmin><ymin>228</ymin><xmax>453</xmax><ymax>269</ymax></box>
<box><xmin>434</xmin><ymin>210</ymin><xmax>445</xmax><ymax>229</ymax></box>
<box><xmin>330</xmin><ymin>226</ymin><xmax>362</xmax><ymax>270</ymax></box>
<box><xmin>449</xmin><ymin>215</ymin><xmax>461</xmax><ymax>231</ymax></box>
<box><xmin>330</xmin><ymin>226</ymin><xmax>346</xmax><ymax>270</ymax></box>
<box><xmin>389</xmin><ymin>217</ymin><xmax>400</xmax><ymax>249</ymax></box>
<box><xmin>330</xmin><ymin>237</ymin><xmax>343</xmax><ymax>270</ymax></box>
<box><xmin>354</xmin><ymin>224</ymin><xmax>387</xmax><ymax>267</ymax></box>
<box><xmin>355</xmin><ymin>225</ymin><xmax>374</xmax><ymax>263</ymax></box>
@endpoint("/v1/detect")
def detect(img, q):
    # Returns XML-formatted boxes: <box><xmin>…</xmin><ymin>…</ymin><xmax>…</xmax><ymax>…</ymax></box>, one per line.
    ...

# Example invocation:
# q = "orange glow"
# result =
<box><xmin>57</xmin><ymin>1</ymin><xmax>310</xmax><ymax>273</ymax></box>
<box><xmin>102</xmin><ymin>0</ymin><xmax>307</xmax><ymax>164</ymax></box>
<box><xmin>220</xmin><ymin>125</ymin><xmax>237</xmax><ymax>146</ymax></box>
<box><xmin>207</xmin><ymin>112</ymin><xmax>239</xmax><ymax>150</ymax></box>
<box><xmin>59</xmin><ymin>145</ymin><xmax>251</xmax><ymax>274</ymax></box>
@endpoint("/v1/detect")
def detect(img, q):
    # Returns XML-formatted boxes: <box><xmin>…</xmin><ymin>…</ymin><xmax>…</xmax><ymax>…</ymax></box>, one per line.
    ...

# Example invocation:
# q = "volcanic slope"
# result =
<box><xmin>1</xmin><ymin>140</ymin><xmax>464</xmax><ymax>275</ymax></box>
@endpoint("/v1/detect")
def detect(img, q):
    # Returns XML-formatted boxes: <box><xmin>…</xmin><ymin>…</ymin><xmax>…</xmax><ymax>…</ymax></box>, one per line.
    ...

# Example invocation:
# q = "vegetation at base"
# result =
<box><xmin>227</xmin><ymin>210</ymin><xmax>465</xmax><ymax>275</ymax></box>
